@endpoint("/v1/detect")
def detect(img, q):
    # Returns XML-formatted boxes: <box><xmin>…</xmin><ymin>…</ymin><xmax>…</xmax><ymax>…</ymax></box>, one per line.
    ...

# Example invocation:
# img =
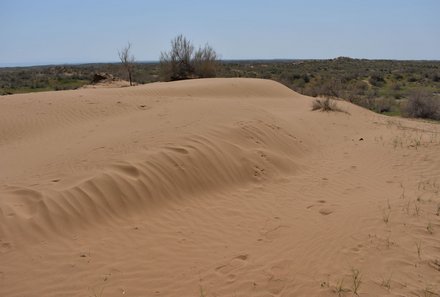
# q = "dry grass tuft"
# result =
<box><xmin>312</xmin><ymin>98</ymin><xmax>343</xmax><ymax>112</ymax></box>
<box><xmin>416</xmin><ymin>240</ymin><xmax>422</xmax><ymax>260</ymax></box>
<box><xmin>381</xmin><ymin>275</ymin><xmax>392</xmax><ymax>291</ymax></box>
<box><xmin>351</xmin><ymin>269</ymin><xmax>362</xmax><ymax>296</ymax></box>
<box><xmin>382</xmin><ymin>209</ymin><xmax>391</xmax><ymax>224</ymax></box>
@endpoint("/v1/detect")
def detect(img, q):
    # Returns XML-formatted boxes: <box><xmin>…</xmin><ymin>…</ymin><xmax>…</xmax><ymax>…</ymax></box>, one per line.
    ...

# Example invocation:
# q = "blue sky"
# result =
<box><xmin>0</xmin><ymin>0</ymin><xmax>439</xmax><ymax>66</ymax></box>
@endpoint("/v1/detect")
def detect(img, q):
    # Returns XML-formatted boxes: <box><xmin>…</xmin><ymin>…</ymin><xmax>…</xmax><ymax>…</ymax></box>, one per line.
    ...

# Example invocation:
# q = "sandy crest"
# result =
<box><xmin>0</xmin><ymin>78</ymin><xmax>439</xmax><ymax>297</ymax></box>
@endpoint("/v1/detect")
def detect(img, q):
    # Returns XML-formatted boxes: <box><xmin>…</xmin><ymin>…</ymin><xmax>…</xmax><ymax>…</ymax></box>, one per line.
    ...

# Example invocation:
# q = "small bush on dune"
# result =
<box><xmin>160</xmin><ymin>35</ymin><xmax>218</xmax><ymax>81</ymax></box>
<box><xmin>312</xmin><ymin>97</ymin><xmax>342</xmax><ymax>112</ymax></box>
<box><xmin>193</xmin><ymin>44</ymin><xmax>218</xmax><ymax>78</ymax></box>
<box><xmin>160</xmin><ymin>35</ymin><xmax>195</xmax><ymax>81</ymax></box>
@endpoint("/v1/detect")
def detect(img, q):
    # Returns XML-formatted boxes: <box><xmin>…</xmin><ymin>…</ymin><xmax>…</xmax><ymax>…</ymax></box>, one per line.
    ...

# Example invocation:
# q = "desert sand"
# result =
<box><xmin>0</xmin><ymin>78</ymin><xmax>439</xmax><ymax>297</ymax></box>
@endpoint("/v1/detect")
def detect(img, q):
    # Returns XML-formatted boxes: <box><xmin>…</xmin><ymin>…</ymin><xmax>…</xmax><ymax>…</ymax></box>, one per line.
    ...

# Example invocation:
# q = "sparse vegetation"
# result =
<box><xmin>2</xmin><ymin>58</ymin><xmax>440</xmax><ymax>122</ymax></box>
<box><xmin>0</xmin><ymin>63</ymin><xmax>160</xmax><ymax>95</ymax></box>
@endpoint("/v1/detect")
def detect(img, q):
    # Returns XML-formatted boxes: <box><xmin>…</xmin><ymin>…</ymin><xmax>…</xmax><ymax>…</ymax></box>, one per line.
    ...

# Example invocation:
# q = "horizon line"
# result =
<box><xmin>1</xmin><ymin>57</ymin><xmax>440</xmax><ymax>68</ymax></box>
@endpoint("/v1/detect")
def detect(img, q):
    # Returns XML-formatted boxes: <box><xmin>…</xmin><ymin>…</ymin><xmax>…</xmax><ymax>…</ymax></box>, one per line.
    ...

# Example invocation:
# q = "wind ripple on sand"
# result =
<box><xmin>0</xmin><ymin>120</ymin><xmax>301</xmax><ymax>243</ymax></box>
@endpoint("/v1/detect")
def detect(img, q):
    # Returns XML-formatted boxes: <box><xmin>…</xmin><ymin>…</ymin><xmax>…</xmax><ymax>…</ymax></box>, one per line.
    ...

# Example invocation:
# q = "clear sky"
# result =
<box><xmin>0</xmin><ymin>0</ymin><xmax>439</xmax><ymax>66</ymax></box>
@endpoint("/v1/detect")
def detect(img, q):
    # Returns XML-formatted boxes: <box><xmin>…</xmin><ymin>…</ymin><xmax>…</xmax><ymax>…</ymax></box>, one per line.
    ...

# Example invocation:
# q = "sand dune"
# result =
<box><xmin>1</xmin><ymin>78</ymin><xmax>439</xmax><ymax>296</ymax></box>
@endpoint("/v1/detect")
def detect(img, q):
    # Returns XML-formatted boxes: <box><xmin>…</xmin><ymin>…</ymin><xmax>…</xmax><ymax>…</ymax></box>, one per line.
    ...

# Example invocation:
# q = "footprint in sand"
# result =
<box><xmin>342</xmin><ymin>243</ymin><xmax>364</xmax><ymax>255</ymax></box>
<box><xmin>260</xmin><ymin>218</ymin><xmax>290</xmax><ymax>241</ymax></box>
<box><xmin>253</xmin><ymin>165</ymin><xmax>266</xmax><ymax>178</ymax></box>
<box><xmin>307</xmin><ymin>201</ymin><xmax>334</xmax><ymax>215</ymax></box>
<box><xmin>0</xmin><ymin>241</ymin><xmax>12</xmax><ymax>253</ymax></box>
<box><xmin>215</xmin><ymin>254</ymin><xmax>249</xmax><ymax>282</ymax></box>
<box><xmin>319</xmin><ymin>208</ymin><xmax>334</xmax><ymax>215</ymax></box>
<box><xmin>262</xmin><ymin>260</ymin><xmax>292</xmax><ymax>296</ymax></box>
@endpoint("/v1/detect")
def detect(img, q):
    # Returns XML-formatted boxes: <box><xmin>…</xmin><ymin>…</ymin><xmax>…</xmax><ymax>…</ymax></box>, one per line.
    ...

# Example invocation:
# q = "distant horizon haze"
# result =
<box><xmin>1</xmin><ymin>0</ymin><xmax>439</xmax><ymax>67</ymax></box>
<box><xmin>2</xmin><ymin>57</ymin><xmax>440</xmax><ymax>69</ymax></box>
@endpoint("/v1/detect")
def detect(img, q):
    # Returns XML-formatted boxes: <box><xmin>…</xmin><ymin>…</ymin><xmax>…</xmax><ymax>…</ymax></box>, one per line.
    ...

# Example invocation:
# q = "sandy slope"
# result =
<box><xmin>0</xmin><ymin>78</ymin><xmax>439</xmax><ymax>297</ymax></box>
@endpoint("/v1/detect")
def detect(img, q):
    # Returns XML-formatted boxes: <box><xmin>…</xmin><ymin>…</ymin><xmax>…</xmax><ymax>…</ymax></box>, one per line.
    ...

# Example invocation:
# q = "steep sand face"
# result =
<box><xmin>0</xmin><ymin>78</ymin><xmax>439</xmax><ymax>297</ymax></box>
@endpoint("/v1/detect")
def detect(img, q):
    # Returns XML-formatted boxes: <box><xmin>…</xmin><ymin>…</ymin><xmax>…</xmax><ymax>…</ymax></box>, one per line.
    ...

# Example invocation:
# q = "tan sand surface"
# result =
<box><xmin>1</xmin><ymin>78</ymin><xmax>439</xmax><ymax>296</ymax></box>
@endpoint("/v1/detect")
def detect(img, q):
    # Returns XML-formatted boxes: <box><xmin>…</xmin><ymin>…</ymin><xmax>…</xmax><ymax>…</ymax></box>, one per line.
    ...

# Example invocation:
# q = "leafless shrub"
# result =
<box><xmin>193</xmin><ymin>44</ymin><xmax>218</xmax><ymax>78</ymax></box>
<box><xmin>160</xmin><ymin>35</ymin><xmax>218</xmax><ymax>81</ymax></box>
<box><xmin>118</xmin><ymin>42</ymin><xmax>135</xmax><ymax>86</ymax></box>
<box><xmin>402</xmin><ymin>90</ymin><xmax>440</xmax><ymax>120</ymax></box>
<box><xmin>160</xmin><ymin>34</ymin><xmax>194</xmax><ymax>81</ymax></box>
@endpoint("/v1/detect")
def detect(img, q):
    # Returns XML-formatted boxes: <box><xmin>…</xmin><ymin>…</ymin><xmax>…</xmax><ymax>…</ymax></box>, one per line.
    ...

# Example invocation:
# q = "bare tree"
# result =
<box><xmin>118</xmin><ymin>42</ymin><xmax>135</xmax><ymax>86</ymax></box>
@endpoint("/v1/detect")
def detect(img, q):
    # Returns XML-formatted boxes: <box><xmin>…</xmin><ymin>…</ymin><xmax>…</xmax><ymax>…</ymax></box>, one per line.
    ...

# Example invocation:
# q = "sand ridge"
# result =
<box><xmin>0</xmin><ymin>78</ymin><xmax>439</xmax><ymax>296</ymax></box>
